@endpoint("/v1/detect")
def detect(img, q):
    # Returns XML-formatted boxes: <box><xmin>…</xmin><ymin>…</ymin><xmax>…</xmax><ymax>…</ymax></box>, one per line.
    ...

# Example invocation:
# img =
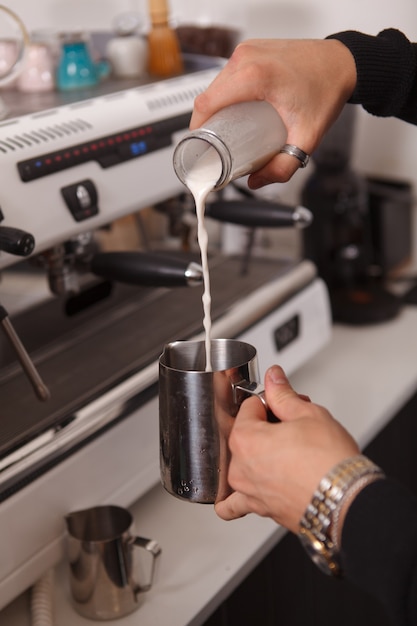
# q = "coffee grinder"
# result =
<box><xmin>301</xmin><ymin>105</ymin><xmax>402</xmax><ymax>324</ymax></box>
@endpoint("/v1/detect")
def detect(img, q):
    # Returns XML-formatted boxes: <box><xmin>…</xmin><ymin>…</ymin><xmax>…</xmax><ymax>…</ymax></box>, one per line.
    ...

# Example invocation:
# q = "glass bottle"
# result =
<box><xmin>173</xmin><ymin>101</ymin><xmax>287</xmax><ymax>191</ymax></box>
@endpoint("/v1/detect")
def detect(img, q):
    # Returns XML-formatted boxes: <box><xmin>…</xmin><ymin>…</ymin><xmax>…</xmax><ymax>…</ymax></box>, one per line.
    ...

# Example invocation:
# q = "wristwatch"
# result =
<box><xmin>298</xmin><ymin>455</ymin><xmax>385</xmax><ymax>577</ymax></box>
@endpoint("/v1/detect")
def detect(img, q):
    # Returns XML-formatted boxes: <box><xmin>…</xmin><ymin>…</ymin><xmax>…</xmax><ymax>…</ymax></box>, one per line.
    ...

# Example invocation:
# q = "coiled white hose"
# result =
<box><xmin>30</xmin><ymin>569</ymin><xmax>54</xmax><ymax>626</ymax></box>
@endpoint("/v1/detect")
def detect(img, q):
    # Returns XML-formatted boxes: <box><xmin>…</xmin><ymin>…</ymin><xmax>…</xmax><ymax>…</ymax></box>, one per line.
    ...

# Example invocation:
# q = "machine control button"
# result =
<box><xmin>17</xmin><ymin>112</ymin><xmax>192</xmax><ymax>182</ymax></box>
<box><xmin>61</xmin><ymin>179</ymin><xmax>99</xmax><ymax>222</ymax></box>
<box><xmin>273</xmin><ymin>314</ymin><xmax>300</xmax><ymax>352</ymax></box>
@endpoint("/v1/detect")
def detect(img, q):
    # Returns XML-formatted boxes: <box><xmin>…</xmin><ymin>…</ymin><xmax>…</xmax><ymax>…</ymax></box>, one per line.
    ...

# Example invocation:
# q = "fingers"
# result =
<box><xmin>232</xmin><ymin>365</ymin><xmax>310</xmax><ymax>427</ymax></box>
<box><xmin>189</xmin><ymin>49</ymin><xmax>262</xmax><ymax>129</ymax></box>
<box><xmin>215</xmin><ymin>491</ymin><xmax>250</xmax><ymax>521</ymax></box>
<box><xmin>247</xmin><ymin>153</ymin><xmax>306</xmax><ymax>188</ymax></box>
<box><xmin>264</xmin><ymin>365</ymin><xmax>313</xmax><ymax>422</ymax></box>
<box><xmin>188</xmin><ymin>38</ymin><xmax>357</xmax><ymax>189</ymax></box>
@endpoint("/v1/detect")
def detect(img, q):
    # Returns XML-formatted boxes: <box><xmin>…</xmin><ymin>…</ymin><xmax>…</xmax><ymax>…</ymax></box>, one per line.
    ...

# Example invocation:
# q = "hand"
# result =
<box><xmin>190</xmin><ymin>38</ymin><xmax>357</xmax><ymax>188</ymax></box>
<box><xmin>215</xmin><ymin>365</ymin><xmax>359</xmax><ymax>533</ymax></box>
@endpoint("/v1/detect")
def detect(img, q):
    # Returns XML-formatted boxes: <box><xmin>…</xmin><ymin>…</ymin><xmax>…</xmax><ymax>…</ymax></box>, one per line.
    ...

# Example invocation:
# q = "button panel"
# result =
<box><xmin>17</xmin><ymin>112</ymin><xmax>191</xmax><ymax>182</ymax></box>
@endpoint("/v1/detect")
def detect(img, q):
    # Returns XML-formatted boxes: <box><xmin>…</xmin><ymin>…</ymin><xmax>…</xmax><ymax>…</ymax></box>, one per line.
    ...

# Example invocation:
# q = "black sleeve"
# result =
<box><xmin>341</xmin><ymin>478</ymin><xmax>417</xmax><ymax>626</ymax></box>
<box><xmin>326</xmin><ymin>29</ymin><xmax>417</xmax><ymax>124</ymax></box>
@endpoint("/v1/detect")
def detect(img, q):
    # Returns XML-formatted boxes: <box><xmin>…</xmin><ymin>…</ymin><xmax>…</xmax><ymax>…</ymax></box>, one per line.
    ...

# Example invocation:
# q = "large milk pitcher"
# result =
<box><xmin>65</xmin><ymin>505</ymin><xmax>161</xmax><ymax>620</ymax></box>
<box><xmin>159</xmin><ymin>338</ymin><xmax>271</xmax><ymax>504</ymax></box>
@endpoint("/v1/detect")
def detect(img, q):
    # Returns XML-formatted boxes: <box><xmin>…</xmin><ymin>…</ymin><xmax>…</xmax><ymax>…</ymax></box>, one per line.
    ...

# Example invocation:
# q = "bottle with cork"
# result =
<box><xmin>147</xmin><ymin>0</ymin><xmax>183</xmax><ymax>77</ymax></box>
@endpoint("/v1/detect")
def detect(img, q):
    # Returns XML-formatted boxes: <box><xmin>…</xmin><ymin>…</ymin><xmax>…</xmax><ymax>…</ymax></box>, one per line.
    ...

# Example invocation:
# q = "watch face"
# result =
<box><xmin>298</xmin><ymin>527</ymin><xmax>340</xmax><ymax>577</ymax></box>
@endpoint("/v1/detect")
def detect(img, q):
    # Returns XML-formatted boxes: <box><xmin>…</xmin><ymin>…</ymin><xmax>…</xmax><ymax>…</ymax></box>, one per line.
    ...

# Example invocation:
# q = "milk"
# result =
<box><xmin>185</xmin><ymin>147</ymin><xmax>222</xmax><ymax>372</ymax></box>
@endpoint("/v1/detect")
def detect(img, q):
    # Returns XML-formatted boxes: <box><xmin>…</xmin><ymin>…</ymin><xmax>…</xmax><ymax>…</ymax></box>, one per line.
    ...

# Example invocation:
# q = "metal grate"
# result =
<box><xmin>0</xmin><ymin>118</ymin><xmax>93</xmax><ymax>154</ymax></box>
<box><xmin>145</xmin><ymin>85</ymin><xmax>205</xmax><ymax>112</ymax></box>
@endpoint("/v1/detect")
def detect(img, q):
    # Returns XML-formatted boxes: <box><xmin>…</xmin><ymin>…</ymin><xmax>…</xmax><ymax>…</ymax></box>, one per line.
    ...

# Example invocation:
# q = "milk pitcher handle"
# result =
<box><xmin>233</xmin><ymin>380</ymin><xmax>279</xmax><ymax>423</ymax></box>
<box><xmin>130</xmin><ymin>536</ymin><xmax>162</xmax><ymax>593</ymax></box>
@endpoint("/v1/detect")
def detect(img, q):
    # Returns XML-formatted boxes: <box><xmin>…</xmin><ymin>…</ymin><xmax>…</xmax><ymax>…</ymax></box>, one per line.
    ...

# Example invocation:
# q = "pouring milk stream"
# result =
<box><xmin>174</xmin><ymin>101</ymin><xmax>288</xmax><ymax>371</ymax></box>
<box><xmin>185</xmin><ymin>150</ymin><xmax>222</xmax><ymax>371</ymax></box>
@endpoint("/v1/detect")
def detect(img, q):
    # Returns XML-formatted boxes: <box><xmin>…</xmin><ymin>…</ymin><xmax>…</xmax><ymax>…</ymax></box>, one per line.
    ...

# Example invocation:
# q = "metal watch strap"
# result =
<box><xmin>299</xmin><ymin>455</ymin><xmax>385</xmax><ymax>576</ymax></box>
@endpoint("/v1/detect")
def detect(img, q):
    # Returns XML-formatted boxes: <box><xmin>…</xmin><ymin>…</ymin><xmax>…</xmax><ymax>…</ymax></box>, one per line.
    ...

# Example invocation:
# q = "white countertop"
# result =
<box><xmin>3</xmin><ymin>304</ymin><xmax>417</xmax><ymax>626</ymax></box>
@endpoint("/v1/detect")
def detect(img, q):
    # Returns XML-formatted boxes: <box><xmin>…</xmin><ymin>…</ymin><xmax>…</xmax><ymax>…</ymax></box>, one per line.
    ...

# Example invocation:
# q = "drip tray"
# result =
<box><xmin>0</xmin><ymin>254</ymin><xmax>298</xmax><ymax>459</ymax></box>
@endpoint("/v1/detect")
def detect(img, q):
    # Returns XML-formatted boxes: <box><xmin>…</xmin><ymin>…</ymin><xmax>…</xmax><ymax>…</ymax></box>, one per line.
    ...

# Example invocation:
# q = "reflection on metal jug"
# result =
<box><xmin>65</xmin><ymin>505</ymin><xmax>161</xmax><ymax>620</ymax></box>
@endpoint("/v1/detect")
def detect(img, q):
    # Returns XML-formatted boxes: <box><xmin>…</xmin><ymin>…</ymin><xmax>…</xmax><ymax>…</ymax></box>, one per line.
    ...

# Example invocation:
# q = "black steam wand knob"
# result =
<box><xmin>0</xmin><ymin>208</ymin><xmax>35</xmax><ymax>257</ymax></box>
<box><xmin>0</xmin><ymin>226</ymin><xmax>35</xmax><ymax>256</ymax></box>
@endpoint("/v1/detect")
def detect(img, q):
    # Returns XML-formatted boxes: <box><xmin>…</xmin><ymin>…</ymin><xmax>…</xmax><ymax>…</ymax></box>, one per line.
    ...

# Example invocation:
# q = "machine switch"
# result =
<box><xmin>61</xmin><ymin>179</ymin><xmax>99</xmax><ymax>222</ymax></box>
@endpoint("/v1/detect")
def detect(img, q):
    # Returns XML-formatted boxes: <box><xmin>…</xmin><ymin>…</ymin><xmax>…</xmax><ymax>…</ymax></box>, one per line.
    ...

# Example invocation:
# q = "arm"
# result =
<box><xmin>216</xmin><ymin>365</ymin><xmax>417</xmax><ymax>625</ymax></box>
<box><xmin>215</xmin><ymin>365</ymin><xmax>360</xmax><ymax>531</ymax></box>
<box><xmin>190</xmin><ymin>38</ymin><xmax>357</xmax><ymax>188</ymax></box>
<box><xmin>190</xmin><ymin>30</ymin><xmax>417</xmax><ymax>188</ymax></box>
<box><xmin>327</xmin><ymin>29</ymin><xmax>417</xmax><ymax>123</ymax></box>
<box><xmin>342</xmin><ymin>478</ymin><xmax>417</xmax><ymax>626</ymax></box>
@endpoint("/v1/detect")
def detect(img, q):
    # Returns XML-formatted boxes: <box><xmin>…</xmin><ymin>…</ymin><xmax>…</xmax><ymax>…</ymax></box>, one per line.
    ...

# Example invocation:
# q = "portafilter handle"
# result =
<box><xmin>90</xmin><ymin>251</ymin><xmax>202</xmax><ymax>287</ymax></box>
<box><xmin>205</xmin><ymin>199</ymin><xmax>312</xmax><ymax>229</ymax></box>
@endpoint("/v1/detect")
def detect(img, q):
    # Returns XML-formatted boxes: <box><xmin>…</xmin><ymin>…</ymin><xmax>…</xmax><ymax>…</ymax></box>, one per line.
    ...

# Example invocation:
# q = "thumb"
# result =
<box><xmin>264</xmin><ymin>364</ymin><xmax>310</xmax><ymax>422</ymax></box>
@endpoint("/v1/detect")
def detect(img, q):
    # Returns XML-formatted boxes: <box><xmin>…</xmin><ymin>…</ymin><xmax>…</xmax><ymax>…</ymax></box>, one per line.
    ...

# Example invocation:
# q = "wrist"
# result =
<box><xmin>298</xmin><ymin>455</ymin><xmax>385</xmax><ymax>577</ymax></box>
<box><xmin>331</xmin><ymin>471</ymin><xmax>384</xmax><ymax>549</ymax></box>
<box><xmin>325</xmin><ymin>38</ymin><xmax>357</xmax><ymax>102</ymax></box>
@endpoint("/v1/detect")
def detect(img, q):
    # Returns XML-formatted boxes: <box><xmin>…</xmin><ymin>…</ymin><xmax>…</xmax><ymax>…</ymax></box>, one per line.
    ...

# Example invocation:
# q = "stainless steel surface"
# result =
<box><xmin>159</xmin><ymin>338</ymin><xmax>264</xmax><ymax>504</ymax></box>
<box><xmin>65</xmin><ymin>505</ymin><xmax>161</xmax><ymax>620</ymax></box>
<box><xmin>0</xmin><ymin>254</ymin><xmax>296</xmax><ymax>496</ymax></box>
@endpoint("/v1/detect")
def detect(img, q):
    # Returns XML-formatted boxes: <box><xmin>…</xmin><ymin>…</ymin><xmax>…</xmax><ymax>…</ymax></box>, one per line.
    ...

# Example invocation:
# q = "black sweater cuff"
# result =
<box><xmin>326</xmin><ymin>29</ymin><xmax>417</xmax><ymax>118</ymax></box>
<box><xmin>341</xmin><ymin>477</ymin><xmax>417</xmax><ymax>625</ymax></box>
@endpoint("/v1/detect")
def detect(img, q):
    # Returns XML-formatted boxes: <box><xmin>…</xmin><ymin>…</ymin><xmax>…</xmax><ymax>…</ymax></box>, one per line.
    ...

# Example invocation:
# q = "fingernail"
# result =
<box><xmin>248</xmin><ymin>176</ymin><xmax>270</xmax><ymax>189</ymax></box>
<box><xmin>267</xmin><ymin>365</ymin><xmax>288</xmax><ymax>385</ymax></box>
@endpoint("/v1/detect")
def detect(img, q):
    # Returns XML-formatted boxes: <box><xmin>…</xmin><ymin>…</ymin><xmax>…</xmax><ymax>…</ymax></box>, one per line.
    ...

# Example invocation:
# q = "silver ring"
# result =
<box><xmin>279</xmin><ymin>144</ymin><xmax>310</xmax><ymax>168</ymax></box>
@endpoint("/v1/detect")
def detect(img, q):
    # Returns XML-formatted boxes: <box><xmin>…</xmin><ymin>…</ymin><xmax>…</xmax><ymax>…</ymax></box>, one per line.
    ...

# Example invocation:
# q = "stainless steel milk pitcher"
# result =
<box><xmin>159</xmin><ymin>338</ymin><xmax>269</xmax><ymax>504</ymax></box>
<box><xmin>65</xmin><ymin>505</ymin><xmax>161</xmax><ymax>620</ymax></box>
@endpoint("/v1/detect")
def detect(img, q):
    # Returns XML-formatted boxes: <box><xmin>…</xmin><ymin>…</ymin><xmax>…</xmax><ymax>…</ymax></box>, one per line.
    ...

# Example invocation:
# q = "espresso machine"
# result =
<box><xmin>0</xmin><ymin>56</ymin><xmax>332</xmax><ymax>610</ymax></box>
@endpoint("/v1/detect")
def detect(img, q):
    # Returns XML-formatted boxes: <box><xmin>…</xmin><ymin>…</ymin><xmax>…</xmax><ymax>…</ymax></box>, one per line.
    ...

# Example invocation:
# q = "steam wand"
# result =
<box><xmin>0</xmin><ymin>305</ymin><xmax>50</xmax><ymax>401</ymax></box>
